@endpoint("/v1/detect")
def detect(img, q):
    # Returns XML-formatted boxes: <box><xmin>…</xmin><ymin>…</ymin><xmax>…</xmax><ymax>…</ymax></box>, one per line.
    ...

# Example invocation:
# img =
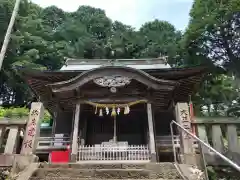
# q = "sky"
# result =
<box><xmin>31</xmin><ymin>0</ymin><xmax>193</xmax><ymax>31</ymax></box>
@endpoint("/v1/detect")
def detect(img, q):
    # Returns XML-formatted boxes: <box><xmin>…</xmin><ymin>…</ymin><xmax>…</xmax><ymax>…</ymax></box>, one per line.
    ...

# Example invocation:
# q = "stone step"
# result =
<box><xmin>39</xmin><ymin>162</ymin><xmax>179</xmax><ymax>171</ymax></box>
<box><xmin>31</xmin><ymin>162</ymin><xmax>184</xmax><ymax>180</ymax></box>
<box><xmin>29</xmin><ymin>177</ymin><xmax>182</xmax><ymax>180</ymax></box>
<box><xmin>30</xmin><ymin>178</ymin><xmax>183</xmax><ymax>180</ymax></box>
<box><xmin>34</xmin><ymin>168</ymin><xmax>151</xmax><ymax>179</ymax></box>
<box><xmin>147</xmin><ymin>163</ymin><xmax>181</xmax><ymax>179</ymax></box>
<box><xmin>40</xmin><ymin>162</ymin><xmax>147</xmax><ymax>169</ymax></box>
<box><xmin>33</xmin><ymin>167</ymin><xmax>181</xmax><ymax>179</ymax></box>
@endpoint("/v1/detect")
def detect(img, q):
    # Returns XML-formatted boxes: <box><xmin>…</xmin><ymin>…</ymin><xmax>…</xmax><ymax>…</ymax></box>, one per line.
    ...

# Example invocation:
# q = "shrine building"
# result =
<box><xmin>20</xmin><ymin>58</ymin><xmax>207</xmax><ymax>163</ymax></box>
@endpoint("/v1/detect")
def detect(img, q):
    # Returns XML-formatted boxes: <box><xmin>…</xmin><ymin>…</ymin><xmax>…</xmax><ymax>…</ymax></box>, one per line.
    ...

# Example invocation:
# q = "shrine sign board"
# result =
<box><xmin>175</xmin><ymin>103</ymin><xmax>194</xmax><ymax>154</ymax></box>
<box><xmin>21</xmin><ymin>102</ymin><xmax>44</xmax><ymax>155</ymax></box>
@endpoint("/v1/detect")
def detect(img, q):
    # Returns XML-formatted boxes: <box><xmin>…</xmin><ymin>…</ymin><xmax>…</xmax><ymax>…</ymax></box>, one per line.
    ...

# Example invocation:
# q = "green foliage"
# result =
<box><xmin>184</xmin><ymin>0</ymin><xmax>240</xmax><ymax>76</ymax></box>
<box><xmin>207</xmin><ymin>166</ymin><xmax>239</xmax><ymax>180</ymax></box>
<box><xmin>42</xmin><ymin>110</ymin><xmax>51</xmax><ymax>123</ymax></box>
<box><xmin>184</xmin><ymin>0</ymin><xmax>240</xmax><ymax>117</ymax></box>
<box><xmin>0</xmin><ymin>0</ymin><xmax>239</xmax><ymax>118</ymax></box>
<box><xmin>0</xmin><ymin>167</ymin><xmax>10</xmax><ymax>180</ymax></box>
<box><xmin>0</xmin><ymin>106</ymin><xmax>29</xmax><ymax>118</ymax></box>
<box><xmin>0</xmin><ymin>0</ymin><xmax>182</xmax><ymax>107</ymax></box>
<box><xmin>207</xmin><ymin>166</ymin><xmax>218</xmax><ymax>180</ymax></box>
<box><xmin>0</xmin><ymin>107</ymin><xmax>52</xmax><ymax>123</ymax></box>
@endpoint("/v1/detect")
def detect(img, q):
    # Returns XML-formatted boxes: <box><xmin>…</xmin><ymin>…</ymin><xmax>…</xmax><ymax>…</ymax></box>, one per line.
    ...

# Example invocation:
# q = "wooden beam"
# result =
<box><xmin>80</xmin><ymin>97</ymin><xmax>149</xmax><ymax>103</ymax></box>
<box><xmin>80</xmin><ymin>89</ymin><xmax>144</xmax><ymax>96</ymax></box>
<box><xmin>50</xmin><ymin>95</ymin><xmax>151</xmax><ymax>103</ymax></box>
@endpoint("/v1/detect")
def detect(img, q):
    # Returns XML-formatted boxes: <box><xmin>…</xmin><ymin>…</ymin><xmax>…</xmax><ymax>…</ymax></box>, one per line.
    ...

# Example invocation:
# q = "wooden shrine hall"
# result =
<box><xmin>20</xmin><ymin>58</ymin><xmax>207</xmax><ymax>163</ymax></box>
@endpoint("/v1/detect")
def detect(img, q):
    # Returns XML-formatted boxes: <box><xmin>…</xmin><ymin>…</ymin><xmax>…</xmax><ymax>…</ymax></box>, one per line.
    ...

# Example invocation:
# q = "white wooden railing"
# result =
<box><xmin>78</xmin><ymin>145</ymin><xmax>150</xmax><ymax>161</ymax></box>
<box><xmin>156</xmin><ymin>135</ymin><xmax>198</xmax><ymax>148</ymax></box>
<box><xmin>36</xmin><ymin>136</ymin><xmax>70</xmax><ymax>153</ymax></box>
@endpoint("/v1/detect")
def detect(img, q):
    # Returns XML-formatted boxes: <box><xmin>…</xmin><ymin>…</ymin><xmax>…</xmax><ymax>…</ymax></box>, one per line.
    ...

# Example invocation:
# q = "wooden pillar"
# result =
<box><xmin>21</xmin><ymin>102</ymin><xmax>44</xmax><ymax>155</ymax></box>
<box><xmin>147</xmin><ymin>103</ymin><xmax>156</xmax><ymax>162</ymax></box>
<box><xmin>51</xmin><ymin>107</ymin><xmax>58</xmax><ymax>145</ymax></box>
<box><xmin>175</xmin><ymin>102</ymin><xmax>195</xmax><ymax>164</ymax></box>
<box><xmin>71</xmin><ymin>103</ymin><xmax>80</xmax><ymax>162</ymax></box>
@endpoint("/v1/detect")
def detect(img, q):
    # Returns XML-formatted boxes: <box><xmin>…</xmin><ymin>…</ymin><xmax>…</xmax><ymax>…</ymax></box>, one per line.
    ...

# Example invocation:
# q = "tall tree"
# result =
<box><xmin>139</xmin><ymin>20</ymin><xmax>182</xmax><ymax>66</ymax></box>
<box><xmin>184</xmin><ymin>0</ymin><xmax>240</xmax><ymax>76</ymax></box>
<box><xmin>0</xmin><ymin>2</ymin><xmax>184</xmax><ymax>107</ymax></box>
<box><xmin>184</xmin><ymin>0</ymin><xmax>240</xmax><ymax>117</ymax></box>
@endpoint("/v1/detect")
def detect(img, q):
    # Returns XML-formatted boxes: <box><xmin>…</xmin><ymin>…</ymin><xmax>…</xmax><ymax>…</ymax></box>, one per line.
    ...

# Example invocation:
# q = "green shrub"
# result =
<box><xmin>0</xmin><ymin>107</ymin><xmax>29</xmax><ymax>118</ymax></box>
<box><xmin>0</xmin><ymin>106</ymin><xmax>52</xmax><ymax>123</ymax></box>
<box><xmin>42</xmin><ymin>110</ymin><xmax>51</xmax><ymax>123</ymax></box>
<box><xmin>207</xmin><ymin>166</ymin><xmax>217</xmax><ymax>180</ymax></box>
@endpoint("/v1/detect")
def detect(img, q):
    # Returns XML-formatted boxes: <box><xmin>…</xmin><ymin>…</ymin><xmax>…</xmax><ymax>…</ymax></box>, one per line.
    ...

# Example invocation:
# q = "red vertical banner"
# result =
<box><xmin>189</xmin><ymin>97</ymin><xmax>196</xmax><ymax>135</ymax></box>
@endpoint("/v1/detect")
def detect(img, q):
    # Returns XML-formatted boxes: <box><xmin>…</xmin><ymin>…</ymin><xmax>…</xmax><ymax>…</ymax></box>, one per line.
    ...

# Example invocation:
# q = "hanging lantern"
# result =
<box><xmin>111</xmin><ymin>107</ymin><xmax>116</xmax><ymax>116</ymax></box>
<box><xmin>117</xmin><ymin>107</ymin><xmax>120</xmax><ymax>115</ymax></box>
<box><xmin>99</xmin><ymin>108</ymin><xmax>103</xmax><ymax>116</ymax></box>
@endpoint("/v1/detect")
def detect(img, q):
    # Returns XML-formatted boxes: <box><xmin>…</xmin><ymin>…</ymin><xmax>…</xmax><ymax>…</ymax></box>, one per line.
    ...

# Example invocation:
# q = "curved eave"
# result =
<box><xmin>18</xmin><ymin>65</ymin><xmax>208</xmax><ymax>112</ymax></box>
<box><xmin>47</xmin><ymin>66</ymin><xmax>179</xmax><ymax>93</ymax></box>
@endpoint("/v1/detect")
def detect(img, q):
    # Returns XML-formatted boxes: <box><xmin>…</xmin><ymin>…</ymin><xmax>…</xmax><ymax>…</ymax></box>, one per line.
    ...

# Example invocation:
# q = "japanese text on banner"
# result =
<box><xmin>23</xmin><ymin>109</ymin><xmax>39</xmax><ymax>148</ymax></box>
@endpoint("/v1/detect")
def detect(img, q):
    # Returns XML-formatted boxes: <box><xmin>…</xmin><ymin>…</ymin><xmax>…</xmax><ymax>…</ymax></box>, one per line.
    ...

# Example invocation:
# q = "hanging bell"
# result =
<box><xmin>111</xmin><ymin>107</ymin><xmax>116</xmax><ymax>116</ymax></box>
<box><xmin>99</xmin><ymin>108</ymin><xmax>103</xmax><ymax>116</ymax></box>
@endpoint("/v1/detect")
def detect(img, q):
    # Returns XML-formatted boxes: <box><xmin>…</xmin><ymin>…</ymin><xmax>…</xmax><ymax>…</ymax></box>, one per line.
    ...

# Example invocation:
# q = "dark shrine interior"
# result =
<box><xmin>82</xmin><ymin>103</ymin><xmax>176</xmax><ymax>145</ymax></box>
<box><xmin>84</xmin><ymin>103</ymin><xmax>148</xmax><ymax>145</ymax></box>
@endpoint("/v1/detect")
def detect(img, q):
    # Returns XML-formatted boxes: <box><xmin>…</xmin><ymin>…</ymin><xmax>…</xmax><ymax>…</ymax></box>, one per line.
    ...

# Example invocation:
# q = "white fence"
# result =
<box><xmin>78</xmin><ymin>145</ymin><xmax>150</xmax><ymax>161</ymax></box>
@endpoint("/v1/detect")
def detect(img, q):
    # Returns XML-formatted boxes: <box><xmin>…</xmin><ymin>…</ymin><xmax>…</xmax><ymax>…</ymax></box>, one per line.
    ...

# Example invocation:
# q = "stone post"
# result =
<box><xmin>147</xmin><ymin>103</ymin><xmax>156</xmax><ymax>162</ymax></box>
<box><xmin>175</xmin><ymin>102</ymin><xmax>195</xmax><ymax>165</ymax></box>
<box><xmin>4</xmin><ymin>126</ymin><xmax>19</xmax><ymax>154</ymax></box>
<box><xmin>71</xmin><ymin>103</ymin><xmax>80</xmax><ymax>162</ymax></box>
<box><xmin>197</xmin><ymin>125</ymin><xmax>210</xmax><ymax>154</ymax></box>
<box><xmin>212</xmin><ymin>125</ymin><xmax>224</xmax><ymax>153</ymax></box>
<box><xmin>21</xmin><ymin>102</ymin><xmax>44</xmax><ymax>155</ymax></box>
<box><xmin>226</xmin><ymin>124</ymin><xmax>240</xmax><ymax>163</ymax></box>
